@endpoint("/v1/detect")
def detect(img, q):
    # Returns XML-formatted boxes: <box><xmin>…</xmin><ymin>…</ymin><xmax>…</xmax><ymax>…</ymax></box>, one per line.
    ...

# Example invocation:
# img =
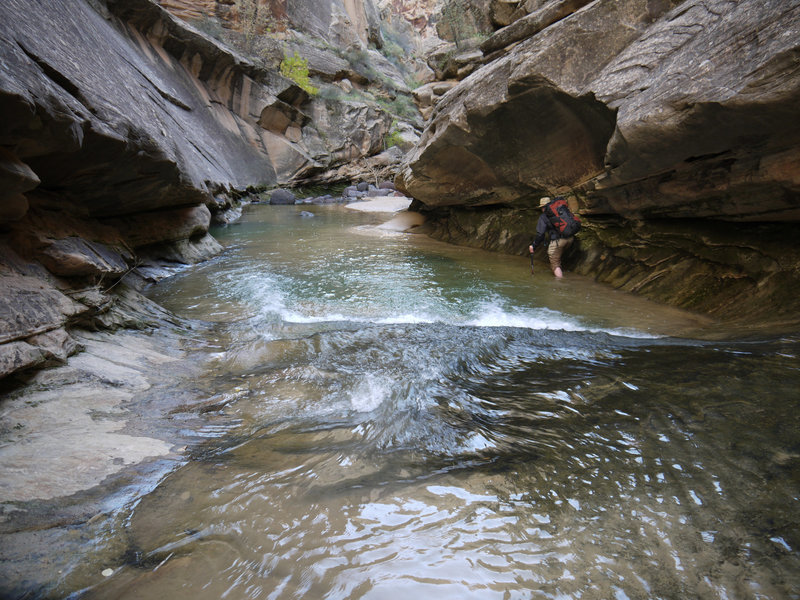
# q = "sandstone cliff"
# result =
<box><xmin>397</xmin><ymin>0</ymin><xmax>800</xmax><ymax>325</ymax></box>
<box><xmin>0</xmin><ymin>0</ymin><xmax>403</xmax><ymax>380</ymax></box>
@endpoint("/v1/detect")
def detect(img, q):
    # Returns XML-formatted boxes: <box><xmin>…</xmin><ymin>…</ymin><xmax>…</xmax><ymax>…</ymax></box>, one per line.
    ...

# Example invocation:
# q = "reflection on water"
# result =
<box><xmin>74</xmin><ymin>205</ymin><xmax>799</xmax><ymax>599</ymax></box>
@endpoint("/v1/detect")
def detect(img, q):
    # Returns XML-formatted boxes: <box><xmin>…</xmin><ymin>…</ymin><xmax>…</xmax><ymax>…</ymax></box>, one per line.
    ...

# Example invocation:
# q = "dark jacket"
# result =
<box><xmin>532</xmin><ymin>212</ymin><xmax>559</xmax><ymax>249</ymax></box>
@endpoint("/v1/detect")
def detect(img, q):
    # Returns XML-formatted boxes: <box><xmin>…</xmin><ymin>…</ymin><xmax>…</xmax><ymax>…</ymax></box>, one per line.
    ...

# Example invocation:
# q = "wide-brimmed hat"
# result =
<box><xmin>538</xmin><ymin>197</ymin><xmax>551</xmax><ymax>208</ymax></box>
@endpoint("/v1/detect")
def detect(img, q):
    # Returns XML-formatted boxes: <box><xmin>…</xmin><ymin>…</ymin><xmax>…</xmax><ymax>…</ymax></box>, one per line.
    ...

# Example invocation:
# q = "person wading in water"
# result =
<box><xmin>528</xmin><ymin>196</ymin><xmax>580</xmax><ymax>278</ymax></box>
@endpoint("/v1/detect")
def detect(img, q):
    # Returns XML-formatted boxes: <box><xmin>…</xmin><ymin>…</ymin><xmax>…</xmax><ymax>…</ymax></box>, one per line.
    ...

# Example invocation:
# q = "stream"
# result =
<box><xmin>42</xmin><ymin>204</ymin><xmax>800</xmax><ymax>598</ymax></box>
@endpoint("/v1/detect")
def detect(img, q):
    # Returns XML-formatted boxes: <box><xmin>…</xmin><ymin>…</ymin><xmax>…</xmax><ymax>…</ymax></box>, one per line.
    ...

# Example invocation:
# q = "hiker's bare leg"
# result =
<box><xmin>547</xmin><ymin>238</ymin><xmax>573</xmax><ymax>278</ymax></box>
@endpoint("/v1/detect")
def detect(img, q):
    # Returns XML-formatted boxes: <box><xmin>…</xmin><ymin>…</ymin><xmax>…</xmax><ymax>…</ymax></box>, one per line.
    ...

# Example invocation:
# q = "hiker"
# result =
<box><xmin>528</xmin><ymin>196</ymin><xmax>580</xmax><ymax>278</ymax></box>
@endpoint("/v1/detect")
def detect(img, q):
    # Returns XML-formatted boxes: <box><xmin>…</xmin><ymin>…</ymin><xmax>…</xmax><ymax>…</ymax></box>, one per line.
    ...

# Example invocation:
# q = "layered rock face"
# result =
<box><xmin>398</xmin><ymin>0</ymin><xmax>800</xmax><ymax>323</ymax></box>
<box><xmin>156</xmin><ymin>0</ymin><xmax>232</xmax><ymax>23</ymax></box>
<box><xmin>0</xmin><ymin>0</ymin><xmax>395</xmax><ymax>380</ymax></box>
<box><xmin>157</xmin><ymin>0</ymin><xmax>381</xmax><ymax>50</ymax></box>
<box><xmin>378</xmin><ymin>0</ymin><xmax>442</xmax><ymax>36</ymax></box>
<box><xmin>156</xmin><ymin>0</ymin><xmax>287</xmax><ymax>27</ymax></box>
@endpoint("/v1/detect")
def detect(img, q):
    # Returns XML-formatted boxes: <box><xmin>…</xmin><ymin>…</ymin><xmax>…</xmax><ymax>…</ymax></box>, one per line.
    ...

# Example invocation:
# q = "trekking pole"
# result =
<box><xmin>529</xmin><ymin>240</ymin><xmax>535</xmax><ymax>275</ymax></box>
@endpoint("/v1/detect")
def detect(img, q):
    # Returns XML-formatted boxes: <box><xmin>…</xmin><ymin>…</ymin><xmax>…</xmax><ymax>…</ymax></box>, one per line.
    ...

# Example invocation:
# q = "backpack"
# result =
<box><xmin>544</xmin><ymin>197</ymin><xmax>581</xmax><ymax>238</ymax></box>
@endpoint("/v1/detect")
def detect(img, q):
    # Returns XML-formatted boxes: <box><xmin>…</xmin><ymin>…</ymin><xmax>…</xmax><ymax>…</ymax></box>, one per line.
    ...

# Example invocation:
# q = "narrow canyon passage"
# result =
<box><xmin>11</xmin><ymin>203</ymin><xmax>796</xmax><ymax>600</ymax></box>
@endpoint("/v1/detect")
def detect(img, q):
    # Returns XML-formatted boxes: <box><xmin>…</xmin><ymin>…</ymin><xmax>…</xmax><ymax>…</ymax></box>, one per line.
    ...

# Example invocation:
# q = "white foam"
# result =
<box><xmin>465</xmin><ymin>301</ymin><xmax>660</xmax><ymax>339</ymax></box>
<box><xmin>272</xmin><ymin>303</ymin><xmax>657</xmax><ymax>339</ymax></box>
<box><xmin>349</xmin><ymin>374</ymin><xmax>391</xmax><ymax>412</ymax></box>
<box><xmin>230</xmin><ymin>271</ymin><xmax>657</xmax><ymax>339</ymax></box>
<box><xmin>375</xmin><ymin>313</ymin><xmax>437</xmax><ymax>325</ymax></box>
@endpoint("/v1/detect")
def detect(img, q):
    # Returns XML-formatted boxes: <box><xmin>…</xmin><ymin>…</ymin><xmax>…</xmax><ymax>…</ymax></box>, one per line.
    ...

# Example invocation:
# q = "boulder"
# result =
<box><xmin>34</xmin><ymin>237</ymin><xmax>130</xmax><ymax>279</ymax></box>
<box><xmin>434</xmin><ymin>0</ymin><xmax>494</xmax><ymax>46</ymax></box>
<box><xmin>0</xmin><ymin>341</ymin><xmax>45</xmax><ymax>380</ymax></box>
<box><xmin>336</xmin><ymin>78</ymin><xmax>355</xmax><ymax>94</ymax></box>
<box><xmin>413</xmin><ymin>80</ymin><xmax>459</xmax><ymax>120</ymax></box>
<box><xmin>396</xmin><ymin>0</ymin><xmax>800</xmax><ymax>321</ymax></box>
<box><xmin>269</xmin><ymin>188</ymin><xmax>297</xmax><ymax>205</ymax></box>
<box><xmin>400</xmin><ymin>0</ymin><xmax>800</xmax><ymax>220</ymax></box>
<box><xmin>426</xmin><ymin>40</ymin><xmax>461</xmax><ymax>80</ymax></box>
<box><xmin>311</xmin><ymin>194</ymin><xmax>338</xmax><ymax>204</ymax></box>
<box><xmin>490</xmin><ymin>0</ymin><xmax>525</xmax><ymax>27</ymax></box>
<box><xmin>481</xmin><ymin>0</ymin><xmax>595</xmax><ymax>55</ymax></box>
<box><xmin>26</xmin><ymin>328</ymin><xmax>81</xmax><ymax>366</ymax></box>
<box><xmin>371</xmin><ymin>146</ymin><xmax>405</xmax><ymax>167</ymax></box>
<box><xmin>283</xmin><ymin>40</ymin><xmax>361</xmax><ymax>83</ymax></box>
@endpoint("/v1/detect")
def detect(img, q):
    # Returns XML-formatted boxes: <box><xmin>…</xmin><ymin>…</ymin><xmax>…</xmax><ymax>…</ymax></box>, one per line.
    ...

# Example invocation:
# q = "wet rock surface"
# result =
<box><xmin>398</xmin><ymin>0</ymin><xmax>800</xmax><ymax>321</ymax></box>
<box><xmin>0</xmin><ymin>0</ymin><xmax>407</xmax><ymax>382</ymax></box>
<box><xmin>0</xmin><ymin>317</ymin><xmax>231</xmax><ymax>599</ymax></box>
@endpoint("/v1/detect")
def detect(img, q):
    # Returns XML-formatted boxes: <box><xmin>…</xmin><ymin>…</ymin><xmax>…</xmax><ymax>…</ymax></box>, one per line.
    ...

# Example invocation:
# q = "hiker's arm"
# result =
<box><xmin>530</xmin><ymin>217</ymin><xmax>548</xmax><ymax>252</ymax></box>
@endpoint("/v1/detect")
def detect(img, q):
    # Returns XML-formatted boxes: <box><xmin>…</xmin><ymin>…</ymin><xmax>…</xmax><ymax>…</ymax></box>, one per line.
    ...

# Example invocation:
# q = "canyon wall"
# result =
<box><xmin>0</xmin><ymin>0</ymin><xmax>395</xmax><ymax>380</ymax></box>
<box><xmin>397</xmin><ymin>0</ymin><xmax>800</xmax><ymax>325</ymax></box>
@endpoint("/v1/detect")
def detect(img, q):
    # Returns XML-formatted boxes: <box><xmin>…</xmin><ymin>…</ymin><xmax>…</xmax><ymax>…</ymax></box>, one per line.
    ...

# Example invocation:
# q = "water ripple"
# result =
<box><xmin>77</xmin><ymin>206</ymin><xmax>800</xmax><ymax>600</ymax></box>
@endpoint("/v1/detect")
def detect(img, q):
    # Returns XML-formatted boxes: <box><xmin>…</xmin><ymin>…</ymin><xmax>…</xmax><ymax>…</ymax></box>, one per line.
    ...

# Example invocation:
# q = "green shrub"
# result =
<box><xmin>385</xmin><ymin>128</ymin><xmax>404</xmax><ymax>149</ymax></box>
<box><xmin>280</xmin><ymin>52</ymin><xmax>319</xmax><ymax>96</ymax></box>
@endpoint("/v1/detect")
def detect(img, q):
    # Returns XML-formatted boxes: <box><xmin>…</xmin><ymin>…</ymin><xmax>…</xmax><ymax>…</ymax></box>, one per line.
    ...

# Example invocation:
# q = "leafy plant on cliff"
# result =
<box><xmin>384</xmin><ymin>121</ymin><xmax>404</xmax><ymax>150</ymax></box>
<box><xmin>280</xmin><ymin>52</ymin><xmax>319</xmax><ymax>96</ymax></box>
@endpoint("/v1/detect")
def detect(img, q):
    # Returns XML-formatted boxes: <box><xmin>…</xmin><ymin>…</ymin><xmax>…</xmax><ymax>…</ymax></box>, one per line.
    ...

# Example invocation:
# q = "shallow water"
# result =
<box><xmin>73</xmin><ymin>205</ymin><xmax>799</xmax><ymax>599</ymax></box>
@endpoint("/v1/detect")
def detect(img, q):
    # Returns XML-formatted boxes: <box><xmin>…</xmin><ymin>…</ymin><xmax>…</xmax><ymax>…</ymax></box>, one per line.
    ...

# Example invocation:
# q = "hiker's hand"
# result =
<box><xmin>528</xmin><ymin>245</ymin><xmax>534</xmax><ymax>254</ymax></box>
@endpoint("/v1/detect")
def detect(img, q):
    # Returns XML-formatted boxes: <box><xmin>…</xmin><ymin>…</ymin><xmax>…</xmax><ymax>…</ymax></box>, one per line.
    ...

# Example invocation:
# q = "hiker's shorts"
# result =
<box><xmin>547</xmin><ymin>236</ymin><xmax>573</xmax><ymax>271</ymax></box>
